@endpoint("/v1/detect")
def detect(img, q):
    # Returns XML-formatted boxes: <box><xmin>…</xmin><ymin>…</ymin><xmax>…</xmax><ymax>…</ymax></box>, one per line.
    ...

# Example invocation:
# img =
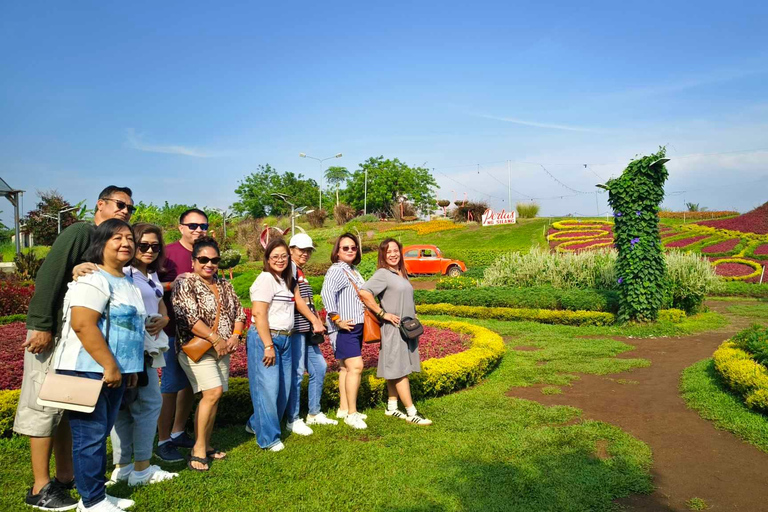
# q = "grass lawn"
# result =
<box><xmin>0</xmin><ymin>311</ymin><xmax>724</xmax><ymax>511</ymax></box>
<box><xmin>726</xmin><ymin>303</ymin><xmax>768</xmax><ymax>320</ymax></box>
<box><xmin>0</xmin><ymin>243</ymin><xmax>50</xmax><ymax>262</ymax></box>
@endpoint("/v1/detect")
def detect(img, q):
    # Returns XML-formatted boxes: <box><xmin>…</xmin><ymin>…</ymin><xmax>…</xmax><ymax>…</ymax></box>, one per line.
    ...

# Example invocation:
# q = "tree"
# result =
<box><xmin>324</xmin><ymin>166</ymin><xmax>350</xmax><ymax>206</ymax></box>
<box><xmin>24</xmin><ymin>190</ymin><xmax>85</xmax><ymax>246</ymax></box>
<box><xmin>232</xmin><ymin>164</ymin><xmax>320</xmax><ymax>218</ymax></box>
<box><xmin>343</xmin><ymin>157</ymin><xmax>437</xmax><ymax>217</ymax></box>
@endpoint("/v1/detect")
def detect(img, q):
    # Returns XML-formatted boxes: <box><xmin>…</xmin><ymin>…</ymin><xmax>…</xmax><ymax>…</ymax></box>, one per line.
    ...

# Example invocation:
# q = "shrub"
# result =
<box><xmin>516</xmin><ymin>202</ymin><xmax>540</xmax><ymax>219</ymax></box>
<box><xmin>306</xmin><ymin>209</ymin><xmax>328</xmax><ymax>228</ymax></box>
<box><xmin>333</xmin><ymin>204</ymin><xmax>356</xmax><ymax>226</ymax></box>
<box><xmin>713</xmin><ymin>337</ymin><xmax>768</xmax><ymax>413</ymax></box>
<box><xmin>664</xmin><ymin>251</ymin><xmax>723</xmax><ymax>313</ymax></box>
<box><xmin>435</xmin><ymin>276</ymin><xmax>478</xmax><ymax>290</ymax></box>
<box><xmin>14</xmin><ymin>251</ymin><xmax>44</xmax><ymax>280</ymax></box>
<box><xmin>217</xmin><ymin>249</ymin><xmax>242</xmax><ymax>270</ymax></box>
<box><xmin>414</xmin><ymin>286</ymin><xmax>619</xmax><ymax>313</ymax></box>
<box><xmin>0</xmin><ymin>281</ymin><xmax>34</xmax><ymax>316</ymax></box>
<box><xmin>731</xmin><ymin>325</ymin><xmax>768</xmax><ymax>366</ymax></box>
<box><xmin>348</xmin><ymin>214</ymin><xmax>378</xmax><ymax>224</ymax></box>
<box><xmin>0</xmin><ymin>314</ymin><xmax>26</xmax><ymax>325</ymax></box>
<box><xmin>416</xmin><ymin>303</ymin><xmax>616</xmax><ymax>326</ymax></box>
<box><xmin>463</xmin><ymin>266</ymin><xmax>486</xmax><ymax>279</ymax></box>
<box><xmin>0</xmin><ymin>389</ymin><xmax>20</xmax><ymax>437</ymax></box>
<box><xmin>452</xmin><ymin>249</ymin><xmax>509</xmax><ymax>267</ymax></box>
<box><xmin>302</xmin><ymin>259</ymin><xmax>332</xmax><ymax>277</ymax></box>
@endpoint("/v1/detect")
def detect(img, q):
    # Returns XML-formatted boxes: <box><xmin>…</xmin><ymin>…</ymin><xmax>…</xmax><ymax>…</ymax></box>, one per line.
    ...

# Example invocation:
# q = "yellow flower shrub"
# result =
<box><xmin>382</xmin><ymin>220</ymin><xmax>463</xmax><ymax>236</ymax></box>
<box><xmin>713</xmin><ymin>341</ymin><xmax>768</xmax><ymax>412</ymax></box>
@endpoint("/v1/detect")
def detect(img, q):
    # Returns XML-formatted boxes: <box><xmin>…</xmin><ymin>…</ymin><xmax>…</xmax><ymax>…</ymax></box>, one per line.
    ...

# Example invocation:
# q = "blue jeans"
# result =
<box><xmin>111</xmin><ymin>367</ymin><xmax>162</xmax><ymax>464</ymax></box>
<box><xmin>287</xmin><ymin>332</ymin><xmax>328</xmax><ymax>421</ymax></box>
<box><xmin>61</xmin><ymin>370</ymin><xmax>125</xmax><ymax>508</ymax></box>
<box><xmin>160</xmin><ymin>336</ymin><xmax>191</xmax><ymax>393</ymax></box>
<box><xmin>246</xmin><ymin>327</ymin><xmax>291</xmax><ymax>449</ymax></box>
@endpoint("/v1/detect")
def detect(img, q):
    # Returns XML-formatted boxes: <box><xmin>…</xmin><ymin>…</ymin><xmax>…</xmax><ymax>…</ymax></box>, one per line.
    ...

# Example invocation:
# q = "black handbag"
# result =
<box><xmin>399</xmin><ymin>317</ymin><xmax>423</xmax><ymax>341</ymax></box>
<box><xmin>306</xmin><ymin>302</ymin><xmax>326</xmax><ymax>345</ymax></box>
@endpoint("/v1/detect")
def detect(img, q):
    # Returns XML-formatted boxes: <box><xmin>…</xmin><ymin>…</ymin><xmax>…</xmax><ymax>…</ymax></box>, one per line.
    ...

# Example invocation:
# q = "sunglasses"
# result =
<box><xmin>182</xmin><ymin>223</ymin><xmax>209</xmax><ymax>231</ymax></box>
<box><xmin>340</xmin><ymin>245</ymin><xmax>358</xmax><ymax>252</ymax></box>
<box><xmin>103</xmin><ymin>198</ymin><xmax>136</xmax><ymax>214</ymax></box>
<box><xmin>137</xmin><ymin>242</ymin><xmax>161</xmax><ymax>253</ymax></box>
<box><xmin>195</xmin><ymin>256</ymin><xmax>220</xmax><ymax>265</ymax></box>
<box><xmin>146</xmin><ymin>279</ymin><xmax>164</xmax><ymax>298</ymax></box>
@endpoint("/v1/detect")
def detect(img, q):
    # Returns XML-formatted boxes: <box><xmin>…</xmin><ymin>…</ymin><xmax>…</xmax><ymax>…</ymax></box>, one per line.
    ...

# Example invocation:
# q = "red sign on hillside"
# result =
<box><xmin>482</xmin><ymin>209</ymin><xmax>516</xmax><ymax>226</ymax></box>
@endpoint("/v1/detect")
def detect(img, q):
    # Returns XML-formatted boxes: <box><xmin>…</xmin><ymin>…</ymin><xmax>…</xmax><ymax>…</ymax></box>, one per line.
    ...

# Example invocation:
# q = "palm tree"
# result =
<box><xmin>324</xmin><ymin>166</ymin><xmax>351</xmax><ymax>206</ymax></box>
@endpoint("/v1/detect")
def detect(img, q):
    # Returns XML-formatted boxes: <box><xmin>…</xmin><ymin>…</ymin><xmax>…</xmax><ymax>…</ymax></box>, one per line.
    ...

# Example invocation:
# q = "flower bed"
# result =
<box><xmin>697</xmin><ymin>201</ymin><xmax>768</xmax><ymax>234</ymax></box>
<box><xmin>547</xmin><ymin>230</ymin><xmax>610</xmax><ymax>241</ymax></box>
<box><xmin>701</xmin><ymin>239</ymin><xmax>741</xmax><ymax>254</ymax></box>
<box><xmin>382</xmin><ymin>220</ymin><xmax>463</xmax><ymax>236</ymax></box>
<box><xmin>659</xmin><ymin>211</ymin><xmax>739</xmax><ymax>220</ymax></box>
<box><xmin>556</xmin><ymin>238</ymin><xmax>614</xmax><ymax>252</ymax></box>
<box><xmin>664</xmin><ymin>235</ymin><xmax>709</xmax><ymax>248</ymax></box>
<box><xmin>711</xmin><ymin>258</ymin><xmax>763</xmax><ymax>281</ymax></box>
<box><xmin>0</xmin><ymin>281</ymin><xmax>34</xmax><ymax>316</ymax></box>
<box><xmin>0</xmin><ymin>322</ymin><xmax>25</xmax><ymax>391</ymax></box>
<box><xmin>754</xmin><ymin>244</ymin><xmax>768</xmax><ymax>256</ymax></box>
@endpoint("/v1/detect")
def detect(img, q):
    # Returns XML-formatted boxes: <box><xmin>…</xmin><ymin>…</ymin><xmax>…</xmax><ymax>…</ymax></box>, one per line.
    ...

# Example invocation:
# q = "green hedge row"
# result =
<box><xmin>414</xmin><ymin>286</ymin><xmax>619</xmax><ymax>313</ymax></box>
<box><xmin>0</xmin><ymin>314</ymin><xmax>26</xmax><ymax>325</ymax></box>
<box><xmin>709</xmin><ymin>281</ymin><xmax>768</xmax><ymax>299</ymax></box>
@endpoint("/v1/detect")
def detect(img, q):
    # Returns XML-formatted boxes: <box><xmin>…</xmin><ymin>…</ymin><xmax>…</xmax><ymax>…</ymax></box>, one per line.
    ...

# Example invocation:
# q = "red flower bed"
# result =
<box><xmin>697</xmin><ymin>202</ymin><xmax>768</xmax><ymax>234</ymax></box>
<box><xmin>701</xmin><ymin>239</ymin><xmax>741</xmax><ymax>254</ymax></box>
<box><xmin>561</xmin><ymin>238</ymin><xmax>614</xmax><ymax>252</ymax></box>
<box><xmin>754</xmin><ymin>244</ymin><xmax>768</xmax><ymax>256</ymax></box>
<box><xmin>661</xmin><ymin>231</ymin><xmax>680</xmax><ymax>238</ymax></box>
<box><xmin>228</xmin><ymin>325</ymin><xmax>471</xmax><ymax>377</ymax></box>
<box><xmin>665</xmin><ymin>235</ymin><xmax>709</xmax><ymax>248</ymax></box>
<box><xmin>552</xmin><ymin>230</ymin><xmax>608</xmax><ymax>239</ymax></box>
<box><xmin>0</xmin><ymin>322</ymin><xmax>26</xmax><ymax>390</ymax></box>
<box><xmin>0</xmin><ymin>281</ymin><xmax>35</xmax><ymax>316</ymax></box>
<box><xmin>715</xmin><ymin>262</ymin><xmax>756</xmax><ymax>278</ymax></box>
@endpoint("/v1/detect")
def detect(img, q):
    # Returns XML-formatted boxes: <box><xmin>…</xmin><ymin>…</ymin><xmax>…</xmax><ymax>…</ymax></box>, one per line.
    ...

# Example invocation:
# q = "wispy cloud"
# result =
<box><xmin>124</xmin><ymin>128</ymin><xmax>215</xmax><ymax>158</ymax></box>
<box><xmin>476</xmin><ymin>114</ymin><xmax>599</xmax><ymax>133</ymax></box>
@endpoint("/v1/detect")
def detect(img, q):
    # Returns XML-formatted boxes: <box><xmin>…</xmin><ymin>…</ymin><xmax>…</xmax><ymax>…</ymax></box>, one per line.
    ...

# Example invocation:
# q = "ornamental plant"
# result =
<box><xmin>601</xmin><ymin>148</ymin><xmax>669</xmax><ymax>322</ymax></box>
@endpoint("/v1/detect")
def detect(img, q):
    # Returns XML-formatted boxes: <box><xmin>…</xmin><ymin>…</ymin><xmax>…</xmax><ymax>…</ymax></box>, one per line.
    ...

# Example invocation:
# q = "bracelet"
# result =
<box><xmin>264</xmin><ymin>345</ymin><xmax>274</xmax><ymax>351</ymax></box>
<box><xmin>233</xmin><ymin>329</ymin><xmax>243</xmax><ymax>336</ymax></box>
<box><xmin>206</xmin><ymin>330</ymin><xmax>215</xmax><ymax>340</ymax></box>
<box><xmin>376</xmin><ymin>309</ymin><xmax>385</xmax><ymax>320</ymax></box>
<box><xmin>329</xmin><ymin>314</ymin><xmax>340</xmax><ymax>323</ymax></box>
<box><xmin>211</xmin><ymin>335</ymin><xmax>222</xmax><ymax>347</ymax></box>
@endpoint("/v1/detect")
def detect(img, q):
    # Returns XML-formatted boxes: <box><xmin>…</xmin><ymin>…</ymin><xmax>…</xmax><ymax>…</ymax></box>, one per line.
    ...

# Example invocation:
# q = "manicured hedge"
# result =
<box><xmin>0</xmin><ymin>321</ymin><xmax>504</xmax><ymax>436</ymax></box>
<box><xmin>417</xmin><ymin>303</ymin><xmax>685</xmax><ymax>326</ymax></box>
<box><xmin>713</xmin><ymin>332</ymin><xmax>768</xmax><ymax>413</ymax></box>
<box><xmin>709</xmin><ymin>281</ymin><xmax>768</xmax><ymax>298</ymax></box>
<box><xmin>414</xmin><ymin>286</ymin><xmax>620</xmax><ymax>313</ymax></box>
<box><xmin>0</xmin><ymin>314</ymin><xmax>26</xmax><ymax>326</ymax></box>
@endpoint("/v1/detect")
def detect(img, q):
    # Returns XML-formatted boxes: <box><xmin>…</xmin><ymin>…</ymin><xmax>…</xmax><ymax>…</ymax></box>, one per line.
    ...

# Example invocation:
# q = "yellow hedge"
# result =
<box><xmin>0</xmin><ymin>321</ymin><xmax>504</xmax><ymax>436</ymax></box>
<box><xmin>551</xmin><ymin>220</ymin><xmax>613</xmax><ymax>230</ymax></box>
<box><xmin>713</xmin><ymin>341</ymin><xmax>768</xmax><ymax>412</ymax></box>
<box><xmin>711</xmin><ymin>258</ymin><xmax>763</xmax><ymax>281</ymax></box>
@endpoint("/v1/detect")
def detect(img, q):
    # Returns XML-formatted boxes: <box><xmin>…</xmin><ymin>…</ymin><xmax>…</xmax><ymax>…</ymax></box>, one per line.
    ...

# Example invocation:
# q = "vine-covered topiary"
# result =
<box><xmin>600</xmin><ymin>148</ymin><xmax>669</xmax><ymax>322</ymax></box>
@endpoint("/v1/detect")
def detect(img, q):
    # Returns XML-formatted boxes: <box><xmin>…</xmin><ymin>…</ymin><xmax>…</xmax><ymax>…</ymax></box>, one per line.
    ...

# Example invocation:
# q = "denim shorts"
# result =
<box><xmin>334</xmin><ymin>323</ymin><xmax>363</xmax><ymax>360</ymax></box>
<box><xmin>160</xmin><ymin>336</ymin><xmax>191</xmax><ymax>393</ymax></box>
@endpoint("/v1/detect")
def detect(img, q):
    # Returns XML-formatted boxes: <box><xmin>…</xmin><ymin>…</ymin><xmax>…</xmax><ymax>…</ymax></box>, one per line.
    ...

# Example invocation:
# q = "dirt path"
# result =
<box><xmin>506</xmin><ymin>301</ymin><xmax>768</xmax><ymax>511</ymax></box>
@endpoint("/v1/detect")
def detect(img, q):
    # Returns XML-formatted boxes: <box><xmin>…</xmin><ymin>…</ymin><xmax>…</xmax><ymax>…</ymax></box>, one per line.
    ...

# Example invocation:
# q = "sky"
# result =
<box><xmin>2</xmin><ymin>0</ymin><xmax>767</xmax><ymax>227</ymax></box>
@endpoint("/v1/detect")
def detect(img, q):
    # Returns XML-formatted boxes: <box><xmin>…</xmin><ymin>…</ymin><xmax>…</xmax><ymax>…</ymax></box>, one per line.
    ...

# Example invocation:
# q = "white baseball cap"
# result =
<box><xmin>289</xmin><ymin>233</ymin><xmax>315</xmax><ymax>250</ymax></box>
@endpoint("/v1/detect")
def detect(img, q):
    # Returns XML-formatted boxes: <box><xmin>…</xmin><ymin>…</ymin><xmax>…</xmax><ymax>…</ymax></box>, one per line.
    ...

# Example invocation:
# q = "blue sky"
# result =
<box><xmin>2</xmin><ymin>0</ymin><xmax>767</xmax><ymax>226</ymax></box>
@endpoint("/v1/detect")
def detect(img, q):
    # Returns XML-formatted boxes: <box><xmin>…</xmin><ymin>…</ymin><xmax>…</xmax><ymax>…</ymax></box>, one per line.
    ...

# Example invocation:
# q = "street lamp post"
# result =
<box><xmin>271</xmin><ymin>193</ymin><xmax>297</xmax><ymax>235</ymax></box>
<box><xmin>299</xmin><ymin>152</ymin><xmax>342</xmax><ymax>211</ymax></box>
<box><xmin>40</xmin><ymin>205</ymin><xmax>80</xmax><ymax>234</ymax></box>
<box><xmin>364</xmin><ymin>168</ymin><xmax>368</xmax><ymax>216</ymax></box>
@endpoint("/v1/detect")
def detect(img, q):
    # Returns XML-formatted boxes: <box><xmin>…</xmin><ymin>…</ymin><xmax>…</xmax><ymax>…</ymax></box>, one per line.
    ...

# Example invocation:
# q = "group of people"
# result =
<box><xmin>13</xmin><ymin>185</ymin><xmax>431</xmax><ymax>512</ymax></box>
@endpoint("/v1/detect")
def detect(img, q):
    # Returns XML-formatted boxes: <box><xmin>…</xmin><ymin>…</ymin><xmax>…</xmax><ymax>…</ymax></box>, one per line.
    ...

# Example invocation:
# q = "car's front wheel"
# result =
<box><xmin>447</xmin><ymin>266</ymin><xmax>463</xmax><ymax>277</ymax></box>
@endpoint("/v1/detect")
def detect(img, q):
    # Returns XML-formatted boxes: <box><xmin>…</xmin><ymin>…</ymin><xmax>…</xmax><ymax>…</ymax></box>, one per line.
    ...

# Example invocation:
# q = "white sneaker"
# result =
<box><xmin>128</xmin><ymin>465</ymin><xmax>178</xmax><ymax>486</ymax></box>
<box><xmin>337</xmin><ymin>409</ymin><xmax>367</xmax><ymax>420</ymax></box>
<box><xmin>306</xmin><ymin>412</ymin><xmax>338</xmax><ymax>426</ymax></box>
<box><xmin>385</xmin><ymin>408</ymin><xmax>407</xmax><ymax>419</ymax></box>
<box><xmin>105</xmin><ymin>494</ymin><xmax>135</xmax><ymax>510</ymax></box>
<box><xmin>107</xmin><ymin>464</ymin><xmax>134</xmax><ymax>486</ymax></box>
<box><xmin>77</xmin><ymin>498</ymin><xmax>124</xmax><ymax>512</ymax></box>
<box><xmin>268</xmin><ymin>441</ymin><xmax>285</xmax><ymax>452</ymax></box>
<box><xmin>406</xmin><ymin>412</ymin><xmax>433</xmax><ymax>426</ymax></box>
<box><xmin>344</xmin><ymin>412</ymin><xmax>368</xmax><ymax>430</ymax></box>
<box><xmin>286</xmin><ymin>418</ymin><xmax>314</xmax><ymax>436</ymax></box>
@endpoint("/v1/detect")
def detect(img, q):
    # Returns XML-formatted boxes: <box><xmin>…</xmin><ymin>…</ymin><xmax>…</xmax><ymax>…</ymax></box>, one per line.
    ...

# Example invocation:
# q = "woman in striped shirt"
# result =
<box><xmin>321</xmin><ymin>233</ymin><xmax>368</xmax><ymax>430</ymax></box>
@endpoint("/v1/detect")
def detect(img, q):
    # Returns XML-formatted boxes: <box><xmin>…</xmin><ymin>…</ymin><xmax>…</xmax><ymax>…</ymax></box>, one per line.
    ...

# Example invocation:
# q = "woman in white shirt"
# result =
<box><xmin>246</xmin><ymin>239</ymin><xmax>296</xmax><ymax>452</ymax></box>
<box><xmin>108</xmin><ymin>223</ymin><xmax>178</xmax><ymax>487</ymax></box>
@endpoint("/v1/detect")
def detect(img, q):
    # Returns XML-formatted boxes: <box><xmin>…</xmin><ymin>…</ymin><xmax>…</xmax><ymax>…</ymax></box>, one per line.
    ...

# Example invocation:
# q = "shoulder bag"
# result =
<box><xmin>343</xmin><ymin>270</ymin><xmax>381</xmax><ymax>344</ymax></box>
<box><xmin>181</xmin><ymin>284</ymin><xmax>221</xmax><ymax>363</ymax></box>
<box><xmin>399</xmin><ymin>317</ymin><xmax>424</xmax><ymax>341</ymax></box>
<box><xmin>37</xmin><ymin>297</ymin><xmax>111</xmax><ymax>413</ymax></box>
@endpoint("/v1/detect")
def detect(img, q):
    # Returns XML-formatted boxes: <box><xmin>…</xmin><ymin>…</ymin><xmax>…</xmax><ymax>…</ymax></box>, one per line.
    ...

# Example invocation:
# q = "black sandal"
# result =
<box><xmin>206</xmin><ymin>449</ymin><xmax>227</xmax><ymax>460</ymax></box>
<box><xmin>187</xmin><ymin>455</ymin><xmax>211</xmax><ymax>472</ymax></box>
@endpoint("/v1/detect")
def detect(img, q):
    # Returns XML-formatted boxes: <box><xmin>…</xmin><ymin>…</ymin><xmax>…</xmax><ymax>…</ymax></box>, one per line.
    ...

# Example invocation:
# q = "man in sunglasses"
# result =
<box><xmin>14</xmin><ymin>185</ymin><xmax>134</xmax><ymax>511</ymax></box>
<box><xmin>155</xmin><ymin>208</ymin><xmax>209</xmax><ymax>462</ymax></box>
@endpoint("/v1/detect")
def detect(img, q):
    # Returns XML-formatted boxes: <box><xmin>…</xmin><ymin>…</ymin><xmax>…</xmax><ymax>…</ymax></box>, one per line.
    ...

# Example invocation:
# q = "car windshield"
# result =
<box><xmin>435</xmin><ymin>247</ymin><xmax>442</xmax><ymax>257</ymax></box>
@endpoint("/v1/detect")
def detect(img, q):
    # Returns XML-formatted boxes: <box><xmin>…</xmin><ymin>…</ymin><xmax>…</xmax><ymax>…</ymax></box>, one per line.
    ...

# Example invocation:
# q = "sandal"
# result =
<box><xmin>206</xmin><ymin>449</ymin><xmax>227</xmax><ymax>460</ymax></box>
<box><xmin>187</xmin><ymin>455</ymin><xmax>211</xmax><ymax>472</ymax></box>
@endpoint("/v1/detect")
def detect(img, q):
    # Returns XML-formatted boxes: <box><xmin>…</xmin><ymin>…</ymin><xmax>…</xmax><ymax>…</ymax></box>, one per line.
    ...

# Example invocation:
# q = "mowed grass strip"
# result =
<box><xmin>0</xmin><ymin>312</ymin><xmax>723</xmax><ymax>511</ymax></box>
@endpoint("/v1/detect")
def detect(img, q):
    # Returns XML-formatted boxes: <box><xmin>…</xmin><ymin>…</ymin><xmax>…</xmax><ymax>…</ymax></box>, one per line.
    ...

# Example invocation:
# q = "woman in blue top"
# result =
<box><xmin>54</xmin><ymin>219</ymin><xmax>146</xmax><ymax>512</ymax></box>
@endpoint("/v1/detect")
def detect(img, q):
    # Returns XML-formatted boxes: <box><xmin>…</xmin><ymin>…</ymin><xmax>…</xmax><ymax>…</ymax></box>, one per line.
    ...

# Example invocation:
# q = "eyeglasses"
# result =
<box><xmin>195</xmin><ymin>256</ymin><xmax>220</xmax><ymax>265</ymax></box>
<box><xmin>269</xmin><ymin>254</ymin><xmax>289</xmax><ymax>262</ymax></box>
<box><xmin>182</xmin><ymin>223</ymin><xmax>209</xmax><ymax>231</ymax></box>
<box><xmin>340</xmin><ymin>245</ymin><xmax>357</xmax><ymax>252</ymax></box>
<box><xmin>137</xmin><ymin>242</ymin><xmax>161</xmax><ymax>253</ymax></box>
<box><xmin>102</xmin><ymin>198</ymin><xmax>136</xmax><ymax>214</ymax></box>
<box><xmin>146</xmin><ymin>278</ymin><xmax>164</xmax><ymax>298</ymax></box>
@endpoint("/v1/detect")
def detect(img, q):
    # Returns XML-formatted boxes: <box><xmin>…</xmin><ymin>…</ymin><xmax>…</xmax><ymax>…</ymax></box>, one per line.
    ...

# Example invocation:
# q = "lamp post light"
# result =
<box><xmin>210</xmin><ymin>208</ymin><xmax>233</xmax><ymax>240</ymax></box>
<box><xmin>40</xmin><ymin>205</ymin><xmax>80</xmax><ymax>234</ymax></box>
<box><xmin>271</xmin><ymin>193</ymin><xmax>297</xmax><ymax>235</ymax></box>
<box><xmin>299</xmin><ymin>152</ymin><xmax>342</xmax><ymax>211</ymax></box>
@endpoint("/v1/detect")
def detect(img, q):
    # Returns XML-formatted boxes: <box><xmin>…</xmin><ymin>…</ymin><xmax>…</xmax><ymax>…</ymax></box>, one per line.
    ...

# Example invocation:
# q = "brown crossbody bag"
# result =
<box><xmin>181</xmin><ymin>286</ymin><xmax>221</xmax><ymax>363</ymax></box>
<box><xmin>343</xmin><ymin>270</ymin><xmax>381</xmax><ymax>344</ymax></box>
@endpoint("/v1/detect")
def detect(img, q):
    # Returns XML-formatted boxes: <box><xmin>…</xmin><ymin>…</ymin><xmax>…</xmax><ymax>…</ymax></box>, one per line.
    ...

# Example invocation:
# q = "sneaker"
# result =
<box><xmin>344</xmin><ymin>412</ymin><xmax>368</xmax><ymax>430</ymax></box>
<box><xmin>26</xmin><ymin>481</ymin><xmax>77</xmax><ymax>511</ymax></box>
<box><xmin>336</xmin><ymin>409</ymin><xmax>367</xmax><ymax>420</ymax></box>
<box><xmin>107</xmin><ymin>464</ymin><xmax>134</xmax><ymax>487</ymax></box>
<box><xmin>76</xmin><ymin>499</ymin><xmax>123</xmax><ymax>512</ymax></box>
<box><xmin>306</xmin><ymin>412</ymin><xmax>338</xmax><ymax>426</ymax></box>
<box><xmin>170</xmin><ymin>431</ymin><xmax>195</xmax><ymax>449</ymax></box>
<box><xmin>406</xmin><ymin>412</ymin><xmax>433</xmax><ymax>426</ymax></box>
<box><xmin>385</xmin><ymin>408</ymin><xmax>407</xmax><ymax>419</ymax></box>
<box><xmin>155</xmin><ymin>442</ymin><xmax>184</xmax><ymax>463</ymax></box>
<box><xmin>128</xmin><ymin>465</ymin><xmax>178</xmax><ymax>486</ymax></box>
<box><xmin>245</xmin><ymin>423</ymin><xmax>255</xmax><ymax>435</ymax></box>
<box><xmin>268</xmin><ymin>441</ymin><xmax>285</xmax><ymax>452</ymax></box>
<box><xmin>286</xmin><ymin>418</ymin><xmax>314</xmax><ymax>436</ymax></box>
<box><xmin>105</xmin><ymin>494</ymin><xmax>134</xmax><ymax>510</ymax></box>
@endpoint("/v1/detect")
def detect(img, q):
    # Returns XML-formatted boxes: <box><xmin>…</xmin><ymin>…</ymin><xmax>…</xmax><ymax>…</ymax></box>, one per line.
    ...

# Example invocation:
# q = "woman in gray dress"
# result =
<box><xmin>359</xmin><ymin>238</ymin><xmax>432</xmax><ymax>425</ymax></box>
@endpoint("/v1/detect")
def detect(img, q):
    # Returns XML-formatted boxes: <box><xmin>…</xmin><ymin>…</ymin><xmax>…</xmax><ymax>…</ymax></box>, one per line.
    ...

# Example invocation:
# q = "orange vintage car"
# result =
<box><xmin>402</xmin><ymin>245</ymin><xmax>467</xmax><ymax>277</ymax></box>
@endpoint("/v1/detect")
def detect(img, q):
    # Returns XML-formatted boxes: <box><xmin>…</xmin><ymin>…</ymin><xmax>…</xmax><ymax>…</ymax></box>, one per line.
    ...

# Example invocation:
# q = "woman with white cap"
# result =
<box><xmin>284</xmin><ymin>233</ymin><xmax>336</xmax><ymax>436</ymax></box>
